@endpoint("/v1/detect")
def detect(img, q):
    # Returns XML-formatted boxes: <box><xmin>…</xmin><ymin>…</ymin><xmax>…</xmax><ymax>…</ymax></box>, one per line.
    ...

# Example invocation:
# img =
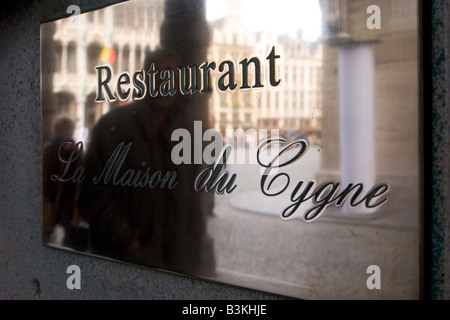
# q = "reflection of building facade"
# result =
<box><xmin>208</xmin><ymin>0</ymin><xmax>322</xmax><ymax>137</ymax></box>
<box><xmin>50</xmin><ymin>0</ymin><xmax>322</xmax><ymax>142</ymax></box>
<box><xmin>51</xmin><ymin>0</ymin><xmax>164</xmax><ymax>141</ymax></box>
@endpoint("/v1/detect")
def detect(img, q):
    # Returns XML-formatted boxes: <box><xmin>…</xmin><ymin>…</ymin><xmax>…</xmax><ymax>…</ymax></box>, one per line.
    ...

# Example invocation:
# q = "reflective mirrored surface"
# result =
<box><xmin>41</xmin><ymin>0</ymin><xmax>421</xmax><ymax>299</ymax></box>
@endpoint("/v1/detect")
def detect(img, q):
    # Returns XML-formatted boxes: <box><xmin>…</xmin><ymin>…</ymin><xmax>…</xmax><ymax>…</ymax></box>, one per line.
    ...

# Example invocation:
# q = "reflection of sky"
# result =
<box><xmin>206</xmin><ymin>0</ymin><xmax>322</xmax><ymax>40</ymax></box>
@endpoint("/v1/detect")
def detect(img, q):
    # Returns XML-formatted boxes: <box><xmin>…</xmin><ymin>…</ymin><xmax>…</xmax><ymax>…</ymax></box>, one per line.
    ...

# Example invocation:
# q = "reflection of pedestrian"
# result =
<box><xmin>42</xmin><ymin>116</ymin><xmax>81</xmax><ymax>241</ymax></box>
<box><xmin>77</xmin><ymin>48</ymin><xmax>215</xmax><ymax>275</ymax></box>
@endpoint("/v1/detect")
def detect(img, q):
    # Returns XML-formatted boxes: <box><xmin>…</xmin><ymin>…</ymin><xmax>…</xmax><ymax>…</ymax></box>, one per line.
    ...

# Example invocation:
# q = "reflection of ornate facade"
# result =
<box><xmin>208</xmin><ymin>0</ymin><xmax>322</xmax><ymax>137</ymax></box>
<box><xmin>51</xmin><ymin>0</ymin><xmax>322</xmax><ymax>142</ymax></box>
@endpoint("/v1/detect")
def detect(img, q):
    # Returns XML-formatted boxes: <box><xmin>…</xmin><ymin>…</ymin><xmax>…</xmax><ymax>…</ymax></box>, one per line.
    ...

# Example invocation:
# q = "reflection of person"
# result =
<box><xmin>77</xmin><ymin>48</ymin><xmax>215</xmax><ymax>275</ymax></box>
<box><xmin>42</xmin><ymin>116</ymin><xmax>81</xmax><ymax>241</ymax></box>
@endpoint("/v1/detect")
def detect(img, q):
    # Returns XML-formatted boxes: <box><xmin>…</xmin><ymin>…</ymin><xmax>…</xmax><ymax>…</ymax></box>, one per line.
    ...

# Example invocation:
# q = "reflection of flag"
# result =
<box><xmin>99</xmin><ymin>46</ymin><xmax>116</xmax><ymax>64</ymax></box>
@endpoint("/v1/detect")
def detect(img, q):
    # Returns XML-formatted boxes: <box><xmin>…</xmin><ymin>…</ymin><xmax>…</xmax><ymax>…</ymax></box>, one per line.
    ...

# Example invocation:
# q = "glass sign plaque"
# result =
<box><xmin>41</xmin><ymin>0</ymin><xmax>422</xmax><ymax>299</ymax></box>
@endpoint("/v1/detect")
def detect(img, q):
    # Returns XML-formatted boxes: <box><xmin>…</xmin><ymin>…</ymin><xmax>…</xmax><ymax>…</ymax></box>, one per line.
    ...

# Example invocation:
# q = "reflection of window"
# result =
<box><xmin>220</xmin><ymin>112</ymin><xmax>228</xmax><ymax>123</ymax></box>
<box><xmin>244</xmin><ymin>93</ymin><xmax>251</xmax><ymax>107</ymax></box>
<box><xmin>220</xmin><ymin>95</ymin><xmax>228</xmax><ymax>108</ymax></box>
<box><xmin>54</xmin><ymin>41</ymin><xmax>62</xmax><ymax>72</ymax></box>
<box><xmin>326</xmin><ymin>22</ymin><xmax>338</xmax><ymax>35</ymax></box>
<box><xmin>232</xmin><ymin>97</ymin><xmax>240</xmax><ymax>109</ymax></box>
<box><xmin>128</xmin><ymin>10</ymin><xmax>135</xmax><ymax>28</ymax></box>
<box><xmin>87</xmin><ymin>43</ymin><xmax>102</xmax><ymax>74</ymax></box>
<box><xmin>98</xmin><ymin>10</ymin><xmax>104</xmax><ymax>24</ymax></box>
<box><xmin>55</xmin><ymin>91</ymin><xmax>76</xmax><ymax>117</ymax></box>
<box><xmin>85</xmin><ymin>92</ymin><xmax>100</xmax><ymax>128</ymax></box>
<box><xmin>113</xmin><ymin>44</ymin><xmax>119</xmax><ymax>71</ymax></box>
<box><xmin>122</xmin><ymin>45</ymin><xmax>130</xmax><ymax>71</ymax></box>
<box><xmin>67</xmin><ymin>42</ymin><xmax>77</xmax><ymax>73</ymax></box>
<box><xmin>300</xmin><ymin>67</ymin><xmax>304</xmax><ymax>86</ymax></box>
<box><xmin>324</xmin><ymin>1</ymin><xmax>342</xmax><ymax>35</ymax></box>
<box><xmin>135</xmin><ymin>45</ymin><xmax>142</xmax><ymax>69</ymax></box>
<box><xmin>245</xmin><ymin>113</ymin><xmax>251</xmax><ymax>123</ymax></box>
<box><xmin>145</xmin><ymin>45</ymin><xmax>151</xmax><ymax>54</ymax></box>
<box><xmin>114</xmin><ymin>10</ymin><xmax>124</xmax><ymax>27</ymax></box>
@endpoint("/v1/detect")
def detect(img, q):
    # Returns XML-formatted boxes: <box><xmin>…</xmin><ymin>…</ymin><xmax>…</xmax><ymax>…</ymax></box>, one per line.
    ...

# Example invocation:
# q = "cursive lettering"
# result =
<box><xmin>258</xmin><ymin>138</ymin><xmax>389</xmax><ymax>221</ymax></box>
<box><xmin>51</xmin><ymin>141</ymin><xmax>85</xmax><ymax>183</ymax></box>
<box><xmin>93</xmin><ymin>142</ymin><xmax>179</xmax><ymax>189</ymax></box>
